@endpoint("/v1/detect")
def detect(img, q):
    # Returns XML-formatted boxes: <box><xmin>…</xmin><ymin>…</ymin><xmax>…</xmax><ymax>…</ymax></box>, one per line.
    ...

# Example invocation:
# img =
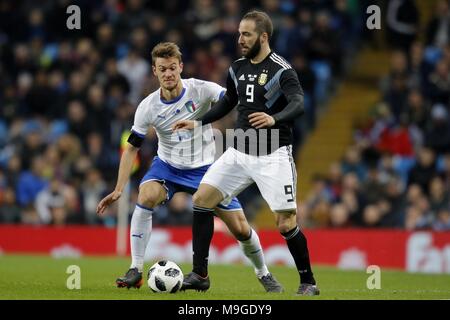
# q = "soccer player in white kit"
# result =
<box><xmin>96</xmin><ymin>42</ymin><xmax>282</xmax><ymax>292</ymax></box>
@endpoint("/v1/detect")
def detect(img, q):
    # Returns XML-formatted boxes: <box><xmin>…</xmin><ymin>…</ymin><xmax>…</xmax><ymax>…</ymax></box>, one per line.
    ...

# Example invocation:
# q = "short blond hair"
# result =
<box><xmin>151</xmin><ymin>42</ymin><xmax>182</xmax><ymax>65</ymax></box>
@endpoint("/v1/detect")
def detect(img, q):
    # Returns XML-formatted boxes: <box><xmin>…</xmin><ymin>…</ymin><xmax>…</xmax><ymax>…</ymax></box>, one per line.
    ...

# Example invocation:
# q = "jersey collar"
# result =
<box><xmin>160</xmin><ymin>87</ymin><xmax>186</xmax><ymax>105</ymax></box>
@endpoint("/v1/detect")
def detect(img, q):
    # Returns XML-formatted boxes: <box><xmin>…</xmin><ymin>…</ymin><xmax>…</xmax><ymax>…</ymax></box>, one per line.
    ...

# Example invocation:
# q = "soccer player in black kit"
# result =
<box><xmin>173</xmin><ymin>10</ymin><xmax>319</xmax><ymax>296</ymax></box>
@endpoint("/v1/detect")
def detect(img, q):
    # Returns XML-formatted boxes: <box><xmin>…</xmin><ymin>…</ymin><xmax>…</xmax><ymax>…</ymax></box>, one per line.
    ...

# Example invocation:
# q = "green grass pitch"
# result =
<box><xmin>1</xmin><ymin>254</ymin><xmax>449</xmax><ymax>300</ymax></box>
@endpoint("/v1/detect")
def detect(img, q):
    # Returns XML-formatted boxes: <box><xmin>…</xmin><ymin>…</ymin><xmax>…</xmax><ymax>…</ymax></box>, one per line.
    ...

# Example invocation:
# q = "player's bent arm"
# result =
<box><xmin>197</xmin><ymin>70</ymin><xmax>238</xmax><ymax>126</ymax></box>
<box><xmin>198</xmin><ymin>94</ymin><xmax>236</xmax><ymax>125</ymax></box>
<box><xmin>172</xmin><ymin>92</ymin><xmax>236</xmax><ymax>131</ymax></box>
<box><xmin>272</xmin><ymin>69</ymin><xmax>305</xmax><ymax>124</ymax></box>
<box><xmin>272</xmin><ymin>93</ymin><xmax>305</xmax><ymax>124</ymax></box>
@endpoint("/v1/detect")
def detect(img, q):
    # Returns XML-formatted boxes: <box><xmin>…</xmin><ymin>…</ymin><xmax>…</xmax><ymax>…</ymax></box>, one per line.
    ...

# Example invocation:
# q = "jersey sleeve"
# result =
<box><xmin>130</xmin><ymin>99</ymin><xmax>152</xmax><ymax>138</ymax></box>
<box><xmin>198</xmin><ymin>79</ymin><xmax>226</xmax><ymax>103</ymax></box>
<box><xmin>271</xmin><ymin>68</ymin><xmax>305</xmax><ymax>123</ymax></box>
<box><xmin>279</xmin><ymin>68</ymin><xmax>304</xmax><ymax>98</ymax></box>
<box><xmin>225</xmin><ymin>65</ymin><xmax>239</xmax><ymax>106</ymax></box>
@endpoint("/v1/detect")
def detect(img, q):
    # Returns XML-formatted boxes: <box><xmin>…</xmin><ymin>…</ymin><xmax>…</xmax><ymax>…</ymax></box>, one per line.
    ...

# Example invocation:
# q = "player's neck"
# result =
<box><xmin>250</xmin><ymin>46</ymin><xmax>271</xmax><ymax>64</ymax></box>
<box><xmin>160</xmin><ymin>81</ymin><xmax>183</xmax><ymax>102</ymax></box>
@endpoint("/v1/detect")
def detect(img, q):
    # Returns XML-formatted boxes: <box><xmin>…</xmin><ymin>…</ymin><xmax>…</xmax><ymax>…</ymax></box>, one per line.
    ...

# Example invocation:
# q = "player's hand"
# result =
<box><xmin>172</xmin><ymin>120</ymin><xmax>198</xmax><ymax>131</ymax></box>
<box><xmin>96</xmin><ymin>190</ymin><xmax>122</xmax><ymax>215</ymax></box>
<box><xmin>248</xmin><ymin>112</ymin><xmax>275</xmax><ymax>129</ymax></box>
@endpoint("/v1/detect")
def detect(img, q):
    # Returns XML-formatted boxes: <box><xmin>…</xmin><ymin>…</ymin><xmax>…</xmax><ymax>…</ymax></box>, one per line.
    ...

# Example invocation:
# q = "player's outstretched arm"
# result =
<box><xmin>96</xmin><ymin>144</ymin><xmax>139</xmax><ymax>215</ymax></box>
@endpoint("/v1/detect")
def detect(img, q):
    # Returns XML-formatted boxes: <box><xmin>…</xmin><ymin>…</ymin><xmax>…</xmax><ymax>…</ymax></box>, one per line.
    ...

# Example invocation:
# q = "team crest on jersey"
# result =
<box><xmin>258</xmin><ymin>72</ymin><xmax>268</xmax><ymax>85</ymax></box>
<box><xmin>184</xmin><ymin>100</ymin><xmax>197</xmax><ymax>113</ymax></box>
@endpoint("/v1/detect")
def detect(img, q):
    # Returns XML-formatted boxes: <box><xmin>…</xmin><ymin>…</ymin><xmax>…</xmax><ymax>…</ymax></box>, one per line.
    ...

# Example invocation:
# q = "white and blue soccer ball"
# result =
<box><xmin>147</xmin><ymin>260</ymin><xmax>183</xmax><ymax>293</ymax></box>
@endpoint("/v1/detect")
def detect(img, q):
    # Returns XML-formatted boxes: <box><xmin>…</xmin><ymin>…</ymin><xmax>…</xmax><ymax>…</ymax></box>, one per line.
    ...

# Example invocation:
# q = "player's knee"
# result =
<box><xmin>192</xmin><ymin>192</ymin><xmax>212</xmax><ymax>209</ymax></box>
<box><xmin>276</xmin><ymin>215</ymin><xmax>297</xmax><ymax>234</ymax></box>
<box><xmin>138</xmin><ymin>193</ymin><xmax>163</xmax><ymax>209</ymax></box>
<box><xmin>277</xmin><ymin>222</ymin><xmax>293</xmax><ymax>234</ymax></box>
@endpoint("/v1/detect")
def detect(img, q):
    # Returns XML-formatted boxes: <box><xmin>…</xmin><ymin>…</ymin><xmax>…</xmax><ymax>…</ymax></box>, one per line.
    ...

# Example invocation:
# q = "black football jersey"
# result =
<box><xmin>225</xmin><ymin>51</ymin><xmax>304</xmax><ymax>155</ymax></box>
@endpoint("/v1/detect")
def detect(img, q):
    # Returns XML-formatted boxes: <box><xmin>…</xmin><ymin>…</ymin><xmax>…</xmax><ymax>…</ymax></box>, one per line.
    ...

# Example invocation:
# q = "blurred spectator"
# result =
<box><xmin>186</xmin><ymin>0</ymin><xmax>220</xmax><ymax>42</ymax></box>
<box><xmin>82</xmin><ymin>168</ymin><xmax>107</xmax><ymax>225</ymax></box>
<box><xmin>104</xmin><ymin>58</ymin><xmax>130</xmax><ymax>107</ymax></box>
<box><xmin>426</xmin><ymin>58</ymin><xmax>450</xmax><ymax>104</ymax></box>
<box><xmin>19</xmin><ymin>120</ymin><xmax>46</xmax><ymax>170</ymax></box>
<box><xmin>407</xmin><ymin>147</ymin><xmax>437</xmax><ymax>194</ymax></box>
<box><xmin>405</xmin><ymin>205</ymin><xmax>429</xmax><ymax>230</ymax></box>
<box><xmin>361</xmin><ymin>167</ymin><xmax>384</xmax><ymax>204</ymax></box>
<box><xmin>425</xmin><ymin>104</ymin><xmax>450</xmax><ymax>154</ymax></box>
<box><xmin>67</xmin><ymin>100</ymin><xmax>94</xmax><ymax>145</ymax></box>
<box><xmin>404</xmin><ymin>89</ymin><xmax>429</xmax><ymax>131</ymax></box>
<box><xmin>376</xmin><ymin>114</ymin><xmax>415</xmax><ymax>157</ymax></box>
<box><xmin>117</xmin><ymin>49</ymin><xmax>150</xmax><ymax>105</ymax></box>
<box><xmin>307</xmin><ymin>10</ymin><xmax>341</xmax><ymax>74</ymax></box>
<box><xmin>426</xmin><ymin>0</ymin><xmax>450</xmax><ymax>48</ymax></box>
<box><xmin>362</xmin><ymin>205</ymin><xmax>382</xmax><ymax>228</ymax></box>
<box><xmin>329</xmin><ymin>204</ymin><xmax>351</xmax><ymax>228</ymax></box>
<box><xmin>0</xmin><ymin>187</ymin><xmax>21</xmax><ymax>223</ymax></box>
<box><xmin>433</xmin><ymin>208</ymin><xmax>450</xmax><ymax>231</ymax></box>
<box><xmin>25</xmin><ymin>69</ymin><xmax>57</xmax><ymax>118</ymax></box>
<box><xmin>428</xmin><ymin>176</ymin><xmax>449</xmax><ymax>214</ymax></box>
<box><xmin>341</xmin><ymin>146</ymin><xmax>367</xmax><ymax>181</ymax></box>
<box><xmin>86</xmin><ymin>85</ymin><xmax>112</xmax><ymax>143</ymax></box>
<box><xmin>380</xmin><ymin>175</ymin><xmax>406</xmax><ymax>227</ymax></box>
<box><xmin>16</xmin><ymin>156</ymin><xmax>47</xmax><ymax>207</ymax></box>
<box><xmin>292</xmin><ymin>53</ymin><xmax>317</xmax><ymax>134</ymax></box>
<box><xmin>35</xmin><ymin>178</ymin><xmax>68</xmax><ymax>225</ymax></box>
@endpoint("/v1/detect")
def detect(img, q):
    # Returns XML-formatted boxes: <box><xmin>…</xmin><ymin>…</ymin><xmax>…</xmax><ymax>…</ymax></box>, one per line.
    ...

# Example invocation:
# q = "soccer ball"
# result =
<box><xmin>147</xmin><ymin>260</ymin><xmax>183</xmax><ymax>293</ymax></box>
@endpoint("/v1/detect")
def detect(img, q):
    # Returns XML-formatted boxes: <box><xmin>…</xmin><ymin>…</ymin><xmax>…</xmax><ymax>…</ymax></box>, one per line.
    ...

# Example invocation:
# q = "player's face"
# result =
<box><xmin>153</xmin><ymin>57</ymin><xmax>183</xmax><ymax>91</ymax></box>
<box><xmin>238</xmin><ymin>19</ymin><xmax>262</xmax><ymax>59</ymax></box>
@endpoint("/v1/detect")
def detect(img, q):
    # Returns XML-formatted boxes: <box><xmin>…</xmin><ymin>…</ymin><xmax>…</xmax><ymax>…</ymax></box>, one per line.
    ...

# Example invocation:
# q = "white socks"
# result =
<box><xmin>129</xmin><ymin>206</ymin><xmax>268</xmax><ymax>278</ymax></box>
<box><xmin>130</xmin><ymin>205</ymin><xmax>153</xmax><ymax>272</ymax></box>
<box><xmin>238</xmin><ymin>229</ymin><xmax>269</xmax><ymax>278</ymax></box>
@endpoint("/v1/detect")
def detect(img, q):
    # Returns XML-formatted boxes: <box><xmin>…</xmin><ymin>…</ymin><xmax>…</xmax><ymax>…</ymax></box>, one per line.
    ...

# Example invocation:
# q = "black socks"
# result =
<box><xmin>192</xmin><ymin>205</ymin><xmax>215</xmax><ymax>277</ymax></box>
<box><xmin>281</xmin><ymin>226</ymin><xmax>316</xmax><ymax>285</ymax></box>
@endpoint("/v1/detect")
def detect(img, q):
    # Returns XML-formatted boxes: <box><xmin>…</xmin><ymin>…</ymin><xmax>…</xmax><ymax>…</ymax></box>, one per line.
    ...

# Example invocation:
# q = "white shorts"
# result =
<box><xmin>201</xmin><ymin>146</ymin><xmax>297</xmax><ymax>212</ymax></box>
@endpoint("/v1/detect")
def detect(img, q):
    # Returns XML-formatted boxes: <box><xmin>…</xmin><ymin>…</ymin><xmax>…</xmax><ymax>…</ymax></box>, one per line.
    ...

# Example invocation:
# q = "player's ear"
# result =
<box><xmin>261</xmin><ymin>32</ymin><xmax>268</xmax><ymax>44</ymax></box>
<box><xmin>179</xmin><ymin>62</ymin><xmax>184</xmax><ymax>73</ymax></box>
<box><xmin>152</xmin><ymin>65</ymin><xmax>157</xmax><ymax>76</ymax></box>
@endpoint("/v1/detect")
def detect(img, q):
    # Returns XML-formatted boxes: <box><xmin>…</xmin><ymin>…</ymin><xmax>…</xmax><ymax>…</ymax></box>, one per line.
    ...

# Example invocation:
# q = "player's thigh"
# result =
<box><xmin>193</xmin><ymin>183</ymin><xmax>224</xmax><ymax>208</ymax></box>
<box><xmin>198</xmin><ymin>148</ymin><xmax>253</xmax><ymax>208</ymax></box>
<box><xmin>138</xmin><ymin>181</ymin><xmax>168</xmax><ymax>208</ymax></box>
<box><xmin>250</xmin><ymin>146</ymin><xmax>297</xmax><ymax>212</ymax></box>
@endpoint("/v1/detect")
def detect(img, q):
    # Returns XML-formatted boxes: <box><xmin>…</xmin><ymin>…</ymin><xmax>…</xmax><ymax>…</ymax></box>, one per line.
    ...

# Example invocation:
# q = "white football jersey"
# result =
<box><xmin>131</xmin><ymin>78</ymin><xmax>225</xmax><ymax>169</ymax></box>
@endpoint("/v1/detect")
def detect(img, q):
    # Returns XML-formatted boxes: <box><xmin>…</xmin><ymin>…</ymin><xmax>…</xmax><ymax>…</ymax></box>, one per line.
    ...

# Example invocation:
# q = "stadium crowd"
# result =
<box><xmin>1</xmin><ymin>0</ymin><xmax>367</xmax><ymax>226</ymax></box>
<box><xmin>301</xmin><ymin>0</ymin><xmax>450</xmax><ymax>231</ymax></box>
